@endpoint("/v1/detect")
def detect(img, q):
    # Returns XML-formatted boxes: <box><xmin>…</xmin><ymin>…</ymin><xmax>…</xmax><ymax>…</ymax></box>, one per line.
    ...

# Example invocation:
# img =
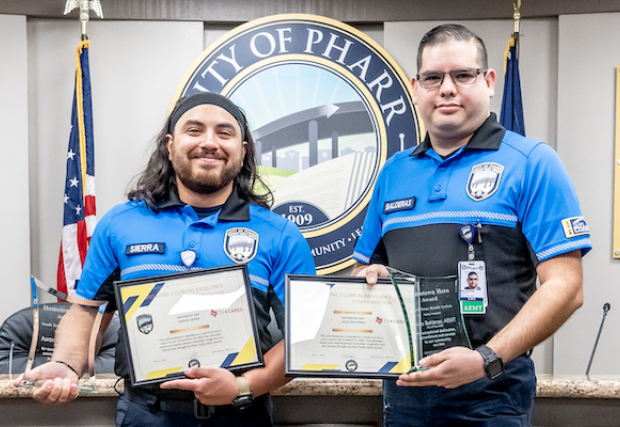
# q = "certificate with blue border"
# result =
<box><xmin>285</xmin><ymin>275</ymin><xmax>414</xmax><ymax>379</ymax></box>
<box><xmin>114</xmin><ymin>265</ymin><xmax>263</xmax><ymax>386</ymax></box>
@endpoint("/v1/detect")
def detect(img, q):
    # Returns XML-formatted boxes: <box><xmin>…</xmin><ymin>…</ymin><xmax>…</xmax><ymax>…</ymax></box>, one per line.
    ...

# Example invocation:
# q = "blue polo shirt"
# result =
<box><xmin>353</xmin><ymin>114</ymin><xmax>591</xmax><ymax>347</ymax></box>
<box><xmin>76</xmin><ymin>189</ymin><xmax>315</xmax><ymax>376</ymax></box>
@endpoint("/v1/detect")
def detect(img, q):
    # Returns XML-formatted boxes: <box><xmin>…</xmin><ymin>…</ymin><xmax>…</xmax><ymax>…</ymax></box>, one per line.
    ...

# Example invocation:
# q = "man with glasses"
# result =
<box><xmin>353</xmin><ymin>24</ymin><xmax>590</xmax><ymax>426</ymax></box>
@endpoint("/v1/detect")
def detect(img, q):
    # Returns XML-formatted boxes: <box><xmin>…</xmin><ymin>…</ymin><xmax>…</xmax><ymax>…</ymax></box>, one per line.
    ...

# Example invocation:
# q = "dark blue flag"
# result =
<box><xmin>500</xmin><ymin>36</ymin><xmax>525</xmax><ymax>136</ymax></box>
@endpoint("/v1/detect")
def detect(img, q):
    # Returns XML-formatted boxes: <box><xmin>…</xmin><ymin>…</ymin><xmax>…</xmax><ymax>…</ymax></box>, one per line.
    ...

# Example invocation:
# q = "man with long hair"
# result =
<box><xmin>20</xmin><ymin>93</ymin><xmax>315</xmax><ymax>427</ymax></box>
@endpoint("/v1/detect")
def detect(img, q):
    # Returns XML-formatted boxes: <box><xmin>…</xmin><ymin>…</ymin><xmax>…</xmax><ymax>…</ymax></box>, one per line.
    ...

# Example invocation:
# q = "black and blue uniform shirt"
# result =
<box><xmin>353</xmin><ymin>114</ymin><xmax>591</xmax><ymax>348</ymax></box>
<box><xmin>75</xmin><ymin>189</ymin><xmax>315</xmax><ymax>377</ymax></box>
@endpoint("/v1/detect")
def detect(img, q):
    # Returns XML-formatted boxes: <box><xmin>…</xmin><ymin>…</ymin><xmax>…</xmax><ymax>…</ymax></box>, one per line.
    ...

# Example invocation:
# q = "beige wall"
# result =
<box><xmin>0</xmin><ymin>14</ymin><xmax>31</xmax><ymax>323</ymax></box>
<box><xmin>553</xmin><ymin>12</ymin><xmax>620</xmax><ymax>376</ymax></box>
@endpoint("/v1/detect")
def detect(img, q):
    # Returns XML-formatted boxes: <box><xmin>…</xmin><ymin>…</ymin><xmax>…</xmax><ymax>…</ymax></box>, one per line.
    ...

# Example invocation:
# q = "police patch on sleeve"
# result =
<box><xmin>561</xmin><ymin>217</ymin><xmax>590</xmax><ymax>238</ymax></box>
<box><xmin>224</xmin><ymin>228</ymin><xmax>259</xmax><ymax>263</ymax></box>
<box><xmin>466</xmin><ymin>163</ymin><xmax>504</xmax><ymax>201</ymax></box>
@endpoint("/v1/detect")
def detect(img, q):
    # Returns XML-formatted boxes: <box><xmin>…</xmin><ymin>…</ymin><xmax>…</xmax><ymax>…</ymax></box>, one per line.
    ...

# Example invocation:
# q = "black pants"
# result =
<box><xmin>116</xmin><ymin>388</ymin><xmax>274</xmax><ymax>427</ymax></box>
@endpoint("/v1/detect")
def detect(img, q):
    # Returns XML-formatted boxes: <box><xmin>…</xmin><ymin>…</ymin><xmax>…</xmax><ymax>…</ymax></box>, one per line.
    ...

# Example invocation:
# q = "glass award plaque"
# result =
<box><xmin>17</xmin><ymin>276</ymin><xmax>108</xmax><ymax>394</ymax></box>
<box><xmin>387</xmin><ymin>267</ymin><xmax>471</xmax><ymax>371</ymax></box>
<box><xmin>114</xmin><ymin>264</ymin><xmax>263</xmax><ymax>387</ymax></box>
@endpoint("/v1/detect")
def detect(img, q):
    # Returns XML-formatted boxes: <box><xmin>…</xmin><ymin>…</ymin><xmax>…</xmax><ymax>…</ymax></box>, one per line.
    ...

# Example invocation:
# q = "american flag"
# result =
<box><xmin>57</xmin><ymin>40</ymin><xmax>97</xmax><ymax>298</ymax></box>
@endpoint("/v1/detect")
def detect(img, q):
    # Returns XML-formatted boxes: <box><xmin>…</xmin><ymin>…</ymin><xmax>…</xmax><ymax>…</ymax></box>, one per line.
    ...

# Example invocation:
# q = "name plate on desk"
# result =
<box><xmin>114</xmin><ymin>265</ymin><xmax>263</xmax><ymax>387</ymax></box>
<box><xmin>285</xmin><ymin>273</ymin><xmax>470</xmax><ymax>379</ymax></box>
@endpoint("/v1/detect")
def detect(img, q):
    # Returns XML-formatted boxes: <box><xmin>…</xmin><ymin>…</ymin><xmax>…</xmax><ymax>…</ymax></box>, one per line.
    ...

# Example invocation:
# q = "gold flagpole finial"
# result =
<box><xmin>64</xmin><ymin>0</ymin><xmax>104</xmax><ymax>39</ymax></box>
<box><xmin>513</xmin><ymin>0</ymin><xmax>522</xmax><ymax>34</ymax></box>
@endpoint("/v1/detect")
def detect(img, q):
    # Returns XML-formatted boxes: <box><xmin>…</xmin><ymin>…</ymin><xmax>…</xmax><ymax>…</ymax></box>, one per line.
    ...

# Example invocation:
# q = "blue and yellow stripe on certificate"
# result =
<box><xmin>145</xmin><ymin>366</ymin><xmax>184</xmax><ymax>381</ymax></box>
<box><xmin>120</xmin><ymin>282</ymin><xmax>165</xmax><ymax>323</ymax></box>
<box><xmin>298</xmin><ymin>354</ymin><xmax>411</xmax><ymax>374</ymax></box>
<box><xmin>380</xmin><ymin>354</ymin><xmax>412</xmax><ymax>374</ymax></box>
<box><xmin>220</xmin><ymin>336</ymin><xmax>258</xmax><ymax>367</ymax></box>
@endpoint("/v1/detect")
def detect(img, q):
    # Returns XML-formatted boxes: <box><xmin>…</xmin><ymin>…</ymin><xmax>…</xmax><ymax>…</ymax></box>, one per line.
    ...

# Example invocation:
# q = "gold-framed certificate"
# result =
<box><xmin>285</xmin><ymin>275</ymin><xmax>415</xmax><ymax>378</ymax></box>
<box><xmin>114</xmin><ymin>265</ymin><xmax>263</xmax><ymax>386</ymax></box>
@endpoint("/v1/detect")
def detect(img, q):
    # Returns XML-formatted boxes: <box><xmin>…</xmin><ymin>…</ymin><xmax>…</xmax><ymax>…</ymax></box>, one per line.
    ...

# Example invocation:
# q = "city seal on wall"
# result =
<box><xmin>172</xmin><ymin>14</ymin><xmax>421</xmax><ymax>273</ymax></box>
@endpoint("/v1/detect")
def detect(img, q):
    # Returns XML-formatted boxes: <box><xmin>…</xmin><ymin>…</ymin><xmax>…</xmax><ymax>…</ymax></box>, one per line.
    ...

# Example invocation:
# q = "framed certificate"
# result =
<box><xmin>114</xmin><ymin>265</ymin><xmax>263</xmax><ymax>386</ymax></box>
<box><xmin>285</xmin><ymin>275</ymin><xmax>415</xmax><ymax>379</ymax></box>
<box><xmin>285</xmin><ymin>272</ymin><xmax>470</xmax><ymax>379</ymax></box>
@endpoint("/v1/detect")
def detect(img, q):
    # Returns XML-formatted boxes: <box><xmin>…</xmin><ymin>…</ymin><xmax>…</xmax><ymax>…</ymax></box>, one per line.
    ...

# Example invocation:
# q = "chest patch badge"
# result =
<box><xmin>561</xmin><ymin>217</ymin><xmax>590</xmax><ymax>238</ymax></box>
<box><xmin>125</xmin><ymin>242</ymin><xmax>165</xmax><ymax>256</ymax></box>
<box><xmin>180</xmin><ymin>250</ymin><xmax>197</xmax><ymax>267</ymax></box>
<box><xmin>224</xmin><ymin>228</ymin><xmax>259</xmax><ymax>264</ymax></box>
<box><xmin>466</xmin><ymin>162</ymin><xmax>504</xmax><ymax>201</ymax></box>
<box><xmin>383</xmin><ymin>197</ymin><xmax>416</xmax><ymax>214</ymax></box>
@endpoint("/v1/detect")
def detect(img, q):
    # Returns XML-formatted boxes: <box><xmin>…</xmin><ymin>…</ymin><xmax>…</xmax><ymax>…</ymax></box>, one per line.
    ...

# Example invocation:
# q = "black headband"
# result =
<box><xmin>167</xmin><ymin>92</ymin><xmax>247</xmax><ymax>141</ymax></box>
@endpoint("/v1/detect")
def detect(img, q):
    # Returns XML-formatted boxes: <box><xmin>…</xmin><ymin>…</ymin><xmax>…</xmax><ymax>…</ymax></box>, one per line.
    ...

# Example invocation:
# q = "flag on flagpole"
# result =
<box><xmin>500</xmin><ymin>34</ymin><xmax>525</xmax><ymax>136</ymax></box>
<box><xmin>57</xmin><ymin>40</ymin><xmax>97</xmax><ymax>298</ymax></box>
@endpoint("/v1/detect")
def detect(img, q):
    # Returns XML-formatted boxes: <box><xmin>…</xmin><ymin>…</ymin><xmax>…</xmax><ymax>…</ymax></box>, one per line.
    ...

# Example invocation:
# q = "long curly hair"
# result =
<box><xmin>127</xmin><ymin>102</ymin><xmax>273</xmax><ymax>210</ymax></box>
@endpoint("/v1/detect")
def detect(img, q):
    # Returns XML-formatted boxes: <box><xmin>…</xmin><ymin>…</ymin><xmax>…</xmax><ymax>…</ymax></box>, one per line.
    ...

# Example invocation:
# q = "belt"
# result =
<box><xmin>124</xmin><ymin>385</ymin><xmax>235</xmax><ymax>420</ymax></box>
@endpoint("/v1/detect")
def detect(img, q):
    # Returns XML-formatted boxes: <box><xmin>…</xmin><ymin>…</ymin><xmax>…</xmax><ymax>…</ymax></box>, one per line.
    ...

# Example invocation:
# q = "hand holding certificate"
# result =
<box><xmin>114</xmin><ymin>265</ymin><xmax>263</xmax><ymax>386</ymax></box>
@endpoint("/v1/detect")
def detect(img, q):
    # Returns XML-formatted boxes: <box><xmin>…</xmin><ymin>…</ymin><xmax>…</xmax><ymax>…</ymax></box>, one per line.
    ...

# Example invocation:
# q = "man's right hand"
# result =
<box><xmin>351</xmin><ymin>263</ymin><xmax>389</xmax><ymax>285</ymax></box>
<box><xmin>13</xmin><ymin>361</ymin><xmax>80</xmax><ymax>404</ymax></box>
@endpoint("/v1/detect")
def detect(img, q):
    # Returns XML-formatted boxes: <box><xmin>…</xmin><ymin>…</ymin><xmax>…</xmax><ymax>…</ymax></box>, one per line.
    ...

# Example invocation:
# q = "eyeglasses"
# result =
<box><xmin>416</xmin><ymin>68</ymin><xmax>487</xmax><ymax>89</ymax></box>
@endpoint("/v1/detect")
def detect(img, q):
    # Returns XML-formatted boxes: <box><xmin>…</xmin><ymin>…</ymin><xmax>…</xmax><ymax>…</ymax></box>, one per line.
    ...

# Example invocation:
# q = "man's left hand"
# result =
<box><xmin>160</xmin><ymin>367</ymin><xmax>239</xmax><ymax>406</ymax></box>
<box><xmin>397</xmin><ymin>346</ymin><xmax>486</xmax><ymax>389</ymax></box>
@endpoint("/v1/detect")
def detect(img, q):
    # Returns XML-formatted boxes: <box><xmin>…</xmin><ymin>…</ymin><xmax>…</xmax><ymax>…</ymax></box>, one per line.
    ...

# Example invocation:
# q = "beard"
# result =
<box><xmin>171</xmin><ymin>150</ymin><xmax>243</xmax><ymax>195</ymax></box>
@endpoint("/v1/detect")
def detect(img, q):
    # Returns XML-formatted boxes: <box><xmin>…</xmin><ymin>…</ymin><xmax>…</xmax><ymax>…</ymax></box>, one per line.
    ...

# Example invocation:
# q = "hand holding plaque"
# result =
<box><xmin>387</xmin><ymin>267</ymin><xmax>471</xmax><ymax>369</ymax></box>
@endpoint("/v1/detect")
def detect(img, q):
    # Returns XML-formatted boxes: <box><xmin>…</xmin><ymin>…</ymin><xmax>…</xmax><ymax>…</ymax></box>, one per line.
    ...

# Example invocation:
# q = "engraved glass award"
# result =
<box><xmin>387</xmin><ymin>267</ymin><xmax>471</xmax><ymax>371</ymax></box>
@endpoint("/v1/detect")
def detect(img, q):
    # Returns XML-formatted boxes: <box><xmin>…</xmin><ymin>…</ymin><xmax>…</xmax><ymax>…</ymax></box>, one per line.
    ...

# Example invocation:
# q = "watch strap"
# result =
<box><xmin>475</xmin><ymin>345</ymin><xmax>504</xmax><ymax>380</ymax></box>
<box><xmin>475</xmin><ymin>344</ymin><xmax>496</xmax><ymax>361</ymax></box>
<box><xmin>236</xmin><ymin>376</ymin><xmax>252</xmax><ymax>397</ymax></box>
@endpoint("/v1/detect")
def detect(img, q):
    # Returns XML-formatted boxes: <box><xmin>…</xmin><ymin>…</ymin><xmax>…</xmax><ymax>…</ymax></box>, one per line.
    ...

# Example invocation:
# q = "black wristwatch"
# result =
<box><xmin>475</xmin><ymin>345</ymin><xmax>504</xmax><ymax>380</ymax></box>
<box><xmin>232</xmin><ymin>376</ymin><xmax>253</xmax><ymax>411</ymax></box>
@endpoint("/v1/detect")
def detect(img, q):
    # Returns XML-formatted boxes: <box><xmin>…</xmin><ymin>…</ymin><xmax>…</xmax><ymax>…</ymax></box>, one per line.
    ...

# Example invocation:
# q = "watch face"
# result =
<box><xmin>486</xmin><ymin>359</ymin><xmax>504</xmax><ymax>380</ymax></box>
<box><xmin>232</xmin><ymin>395</ymin><xmax>253</xmax><ymax>411</ymax></box>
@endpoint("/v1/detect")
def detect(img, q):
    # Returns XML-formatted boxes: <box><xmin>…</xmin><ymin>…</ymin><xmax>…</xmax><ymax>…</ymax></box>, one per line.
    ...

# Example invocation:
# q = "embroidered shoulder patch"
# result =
<box><xmin>125</xmin><ymin>243</ymin><xmax>166</xmax><ymax>256</ymax></box>
<box><xmin>383</xmin><ymin>197</ymin><xmax>416</xmax><ymax>214</ymax></box>
<box><xmin>466</xmin><ymin>163</ymin><xmax>504</xmax><ymax>201</ymax></box>
<box><xmin>561</xmin><ymin>217</ymin><xmax>589</xmax><ymax>238</ymax></box>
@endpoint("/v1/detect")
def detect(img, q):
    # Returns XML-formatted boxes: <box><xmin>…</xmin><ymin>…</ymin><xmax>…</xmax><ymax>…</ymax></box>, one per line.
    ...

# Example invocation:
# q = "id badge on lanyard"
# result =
<box><xmin>458</xmin><ymin>223</ymin><xmax>488</xmax><ymax>314</ymax></box>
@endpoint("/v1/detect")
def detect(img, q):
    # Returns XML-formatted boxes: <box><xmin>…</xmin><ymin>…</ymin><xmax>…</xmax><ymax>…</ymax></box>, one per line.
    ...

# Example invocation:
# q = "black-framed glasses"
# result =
<box><xmin>416</xmin><ymin>68</ymin><xmax>487</xmax><ymax>89</ymax></box>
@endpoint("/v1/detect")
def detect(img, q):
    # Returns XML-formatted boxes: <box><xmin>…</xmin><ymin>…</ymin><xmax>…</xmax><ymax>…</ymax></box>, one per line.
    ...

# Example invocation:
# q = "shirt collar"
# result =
<box><xmin>410</xmin><ymin>112</ymin><xmax>506</xmax><ymax>157</ymax></box>
<box><xmin>155</xmin><ymin>188</ymin><xmax>251</xmax><ymax>222</ymax></box>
